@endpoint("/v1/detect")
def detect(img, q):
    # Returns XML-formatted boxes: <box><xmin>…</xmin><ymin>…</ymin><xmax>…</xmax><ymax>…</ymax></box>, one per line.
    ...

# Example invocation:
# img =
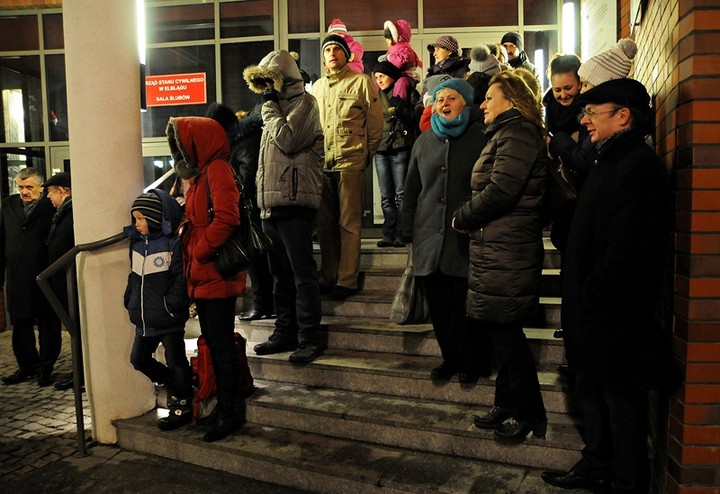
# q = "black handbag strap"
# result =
<box><xmin>204</xmin><ymin>161</ymin><xmax>252</xmax><ymax>225</ymax></box>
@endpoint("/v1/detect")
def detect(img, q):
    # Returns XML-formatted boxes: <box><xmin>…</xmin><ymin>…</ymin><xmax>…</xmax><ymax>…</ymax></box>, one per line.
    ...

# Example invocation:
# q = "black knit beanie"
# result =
<box><xmin>501</xmin><ymin>32</ymin><xmax>524</xmax><ymax>51</ymax></box>
<box><xmin>132</xmin><ymin>192</ymin><xmax>163</xmax><ymax>232</ymax></box>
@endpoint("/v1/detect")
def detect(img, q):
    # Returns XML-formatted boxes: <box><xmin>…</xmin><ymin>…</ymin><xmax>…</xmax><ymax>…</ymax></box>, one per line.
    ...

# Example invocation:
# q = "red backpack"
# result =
<box><xmin>191</xmin><ymin>332</ymin><xmax>256</xmax><ymax>422</ymax></box>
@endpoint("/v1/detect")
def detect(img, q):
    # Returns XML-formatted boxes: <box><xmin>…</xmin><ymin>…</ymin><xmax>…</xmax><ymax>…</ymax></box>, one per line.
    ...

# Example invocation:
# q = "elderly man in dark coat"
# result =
<box><xmin>542</xmin><ymin>79</ymin><xmax>678</xmax><ymax>493</ymax></box>
<box><xmin>44</xmin><ymin>172</ymin><xmax>78</xmax><ymax>391</ymax></box>
<box><xmin>0</xmin><ymin>168</ymin><xmax>61</xmax><ymax>387</ymax></box>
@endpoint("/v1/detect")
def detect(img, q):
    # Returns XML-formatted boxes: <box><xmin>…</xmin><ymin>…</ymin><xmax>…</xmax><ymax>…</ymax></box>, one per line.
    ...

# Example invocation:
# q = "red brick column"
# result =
<box><xmin>631</xmin><ymin>0</ymin><xmax>720</xmax><ymax>492</ymax></box>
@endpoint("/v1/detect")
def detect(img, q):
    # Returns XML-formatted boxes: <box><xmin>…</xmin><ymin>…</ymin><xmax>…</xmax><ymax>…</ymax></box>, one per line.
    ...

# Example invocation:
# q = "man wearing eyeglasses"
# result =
<box><xmin>542</xmin><ymin>78</ymin><xmax>678</xmax><ymax>493</ymax></box>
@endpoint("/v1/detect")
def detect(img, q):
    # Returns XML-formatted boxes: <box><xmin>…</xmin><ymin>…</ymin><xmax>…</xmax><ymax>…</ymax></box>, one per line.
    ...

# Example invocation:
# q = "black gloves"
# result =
<box><xmin>257</xmin><ymin>78</ymin><xmax>278</xmax><ymax>102</ymax></box>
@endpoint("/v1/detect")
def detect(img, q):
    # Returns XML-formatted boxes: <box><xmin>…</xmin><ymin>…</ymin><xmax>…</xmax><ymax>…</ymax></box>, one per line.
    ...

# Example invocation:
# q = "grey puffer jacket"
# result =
<box><xmin>453</xmin><ymin>109</ymin><xmax>547</xmax><ymax>324</ymax></box>
<box><xmin>244</xmin><ymin>50</ymin><xmax>324</xmax><ymax>219</ymax></box>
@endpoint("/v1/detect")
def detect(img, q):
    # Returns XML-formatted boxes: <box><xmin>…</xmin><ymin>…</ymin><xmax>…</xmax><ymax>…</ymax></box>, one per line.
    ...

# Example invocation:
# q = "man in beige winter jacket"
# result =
<box><xmin>313</xmin><ymin>34</ymin><xmax>383</xmax><ymax>300</ymax></box>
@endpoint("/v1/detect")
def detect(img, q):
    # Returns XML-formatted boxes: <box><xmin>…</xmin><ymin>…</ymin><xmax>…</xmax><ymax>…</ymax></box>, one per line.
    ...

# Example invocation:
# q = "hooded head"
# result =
<box><xmin>578</xmin><ymin>38</ymin><xmax>638</xmax><ymax>88</ymax></box>
<box><xmin>166</xmin><ymin>117</ymin><xmax>230</xmax><ymax>179</ymax></box>
<box><xmin>243</xmin><ymin>49</ymin><xmax>304</xmax><ymax>97</ymax></box>
<box><xmin>383</xmin><ymin>19</ymin><xmax>412</xmax><ymax>44</ymax></box>
<box><xmin>469</xmin><ymin>45</ymin><xmax>501</xmax><ymax>75</ymax></box>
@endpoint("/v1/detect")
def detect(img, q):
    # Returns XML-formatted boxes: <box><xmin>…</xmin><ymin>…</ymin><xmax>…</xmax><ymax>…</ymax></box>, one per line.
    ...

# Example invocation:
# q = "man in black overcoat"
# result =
<box><xmin>542</xmin><ymin>79</ymin><xmax>678</xmax><ymax>493</ymax></box>
<box><xmin>0</xmin><ymin>168</ymin><xmax>62</xmax><ymax>386</ymax></box>
<box><xmin>44</xmin><ymin>172</ymin><xmax>78</xmax><ymax>391</ymax></box>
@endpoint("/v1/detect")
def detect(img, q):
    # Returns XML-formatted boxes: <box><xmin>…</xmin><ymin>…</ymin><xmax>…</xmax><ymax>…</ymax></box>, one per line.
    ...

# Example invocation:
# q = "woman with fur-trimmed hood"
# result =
<box><xmin>166</xmin><ymin>116</ymin><xmax>247</xmax><ymax>443</ymax></box>
<box><xmin>242</xmin><ymin>50</ymin><xmax>326</xmax><ymax>365</ymax></box>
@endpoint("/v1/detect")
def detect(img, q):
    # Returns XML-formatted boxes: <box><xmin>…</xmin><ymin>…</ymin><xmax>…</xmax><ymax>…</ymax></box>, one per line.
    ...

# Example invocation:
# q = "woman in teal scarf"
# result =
<box><xmin>401</xmin><ymin>78</ymin><xmax>493</xmax><ymax>385</ymax></box>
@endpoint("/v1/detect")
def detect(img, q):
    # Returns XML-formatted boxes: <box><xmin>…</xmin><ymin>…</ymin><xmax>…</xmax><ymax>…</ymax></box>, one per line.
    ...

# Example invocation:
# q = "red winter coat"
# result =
<box><xmin>167</xmin><ymin>116</ymin><xmax>246</xmax><ymax>300</ymax></box>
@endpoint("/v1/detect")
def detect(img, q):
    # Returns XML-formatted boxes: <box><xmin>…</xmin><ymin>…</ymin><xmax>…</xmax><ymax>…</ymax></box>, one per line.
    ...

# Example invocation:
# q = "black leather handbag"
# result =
<box><xmin>205</xmin><ymin>167</ymin><xmax>272</xmax><ymax>276</ymax></box>
<box><xmin>542</xmin><ymin>156</ymin><xmax>578</xmax><ymax>226</ymax></box>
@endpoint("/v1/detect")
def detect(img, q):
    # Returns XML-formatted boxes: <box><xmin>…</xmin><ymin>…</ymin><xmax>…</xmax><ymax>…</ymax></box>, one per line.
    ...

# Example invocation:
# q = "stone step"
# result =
<box><xmin>184</xmin><ymin>317</ymin><xmax>567</xmax><ymax>366</ymax></box>
<box><xmin>245</xmin><ymin>347</ymin><xmax>575</xmax><ymax>415</ymax></box>
<box><xmin>360</xmin><ymin>268</ymin><xmax>561</xmax><ymax>295</ymax></box>
<box><xmin>312</xmin><ymin>237</ymin><xmax>561</xmax><ymax>272</ymax></box>
<box><xmin>115</xmin><ymin>412</ymin><xmax>576</xmax><ymax>494</ymax></box>
<box><xmin>246</xmin><ymin>381</ymin><xmax>581</xmax><ymax>471</ymax></box>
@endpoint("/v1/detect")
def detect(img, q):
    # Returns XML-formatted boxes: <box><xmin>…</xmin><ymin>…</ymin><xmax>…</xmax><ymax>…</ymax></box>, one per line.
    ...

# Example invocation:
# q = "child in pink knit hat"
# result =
<box><xmin>326</xmin><ymin>18</ymin><xmax>365</xmax><ymax>73</ymax></box>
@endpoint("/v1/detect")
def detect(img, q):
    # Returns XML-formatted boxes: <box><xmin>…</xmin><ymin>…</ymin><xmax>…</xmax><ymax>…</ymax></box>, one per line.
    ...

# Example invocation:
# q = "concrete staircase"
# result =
<box><xmin>115</xmin><ymin>238</ymin><xmax>584</xmax><ymax>493</ymax></box>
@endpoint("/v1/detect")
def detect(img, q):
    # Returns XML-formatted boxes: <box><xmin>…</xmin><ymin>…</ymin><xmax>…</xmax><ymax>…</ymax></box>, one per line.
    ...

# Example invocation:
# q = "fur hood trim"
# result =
<box><xmin>243</xmin><ymin>49</ymin><xmax>304</xmax><ymax>97</ymax></box>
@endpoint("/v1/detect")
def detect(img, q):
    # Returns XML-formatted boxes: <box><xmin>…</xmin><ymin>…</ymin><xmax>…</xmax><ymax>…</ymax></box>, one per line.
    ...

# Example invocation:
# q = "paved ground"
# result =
<box><xmin>0</xmin><ymin>329</ymin><xmax>308</xmax><ymax>493</ymax></box>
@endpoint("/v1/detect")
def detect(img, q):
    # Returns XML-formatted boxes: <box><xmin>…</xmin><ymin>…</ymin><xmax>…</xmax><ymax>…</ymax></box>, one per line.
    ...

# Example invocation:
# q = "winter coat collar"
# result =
<box><xmin>485</xmin><ymin>108</ymin><xmax>524</xmax><ymax>135</ymax></box>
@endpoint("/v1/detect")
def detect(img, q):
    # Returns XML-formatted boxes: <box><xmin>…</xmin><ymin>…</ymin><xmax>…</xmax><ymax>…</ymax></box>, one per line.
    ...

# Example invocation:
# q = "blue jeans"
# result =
<box><xmin>375</xmin><ymin>150</ymin><xmax>409</xmax><ymax>239</ymax></box>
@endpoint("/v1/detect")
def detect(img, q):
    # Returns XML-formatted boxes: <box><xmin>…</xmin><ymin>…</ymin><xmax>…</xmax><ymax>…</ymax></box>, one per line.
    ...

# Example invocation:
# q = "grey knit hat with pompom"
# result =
<box><xmin>578</xmin><ymin>38</ymin><xmax>638</xmax><ymax>87</ymax></box>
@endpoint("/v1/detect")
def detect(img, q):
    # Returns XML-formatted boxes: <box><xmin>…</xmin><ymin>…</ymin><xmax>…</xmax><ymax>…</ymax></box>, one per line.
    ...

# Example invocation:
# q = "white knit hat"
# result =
<box><xmin>327</xmin><ymin>18</ymin><xmax>348</xmax><ymax>35</ymax></box>
<box><xmin>578</xmin><ymin>38</ymin><xmax>638</xmax><ymax>87</ymax></box>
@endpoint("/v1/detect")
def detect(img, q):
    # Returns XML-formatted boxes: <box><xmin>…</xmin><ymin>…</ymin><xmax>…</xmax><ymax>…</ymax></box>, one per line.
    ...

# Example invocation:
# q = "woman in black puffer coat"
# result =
<box><xmin>453</xmin><ymin>71</ymin><xmax>547</xmax><ymax>443</ymax></box>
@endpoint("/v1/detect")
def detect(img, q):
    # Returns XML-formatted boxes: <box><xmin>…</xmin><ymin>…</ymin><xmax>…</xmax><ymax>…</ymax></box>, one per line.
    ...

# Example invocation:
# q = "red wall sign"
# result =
<box><xmin>145</xmin><ymin>72</ymin><xmax>207</xmax><ymax>107</ymax></box>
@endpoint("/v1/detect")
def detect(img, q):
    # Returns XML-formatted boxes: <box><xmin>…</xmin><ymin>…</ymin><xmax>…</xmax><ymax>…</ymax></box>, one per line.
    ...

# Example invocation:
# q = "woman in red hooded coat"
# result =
<box><xmin>166</xmin><ymin>116</ymin><xmax>246</xmax><ymax>442</ymax></box>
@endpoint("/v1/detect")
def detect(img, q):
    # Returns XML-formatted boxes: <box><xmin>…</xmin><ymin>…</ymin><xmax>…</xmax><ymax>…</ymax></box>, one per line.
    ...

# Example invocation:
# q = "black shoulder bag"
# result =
<box><xmin>205</xmin><ymin>165</ymin><xmax>272</xmax><ymax>276</ymax></box>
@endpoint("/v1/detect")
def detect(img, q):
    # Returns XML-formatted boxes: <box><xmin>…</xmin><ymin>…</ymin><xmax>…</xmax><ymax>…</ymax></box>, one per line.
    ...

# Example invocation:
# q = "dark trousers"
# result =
<box><xmin>573</xmin><ymin>372</ymin><xmax>650</xmax><ymax>493</ymax></box>
<box><xmin>195</xmin><ymin>297</ymin><xmax>242</xmax><ymax>415</ymax></box>
<box><xmin>420</xmin><ymin>271</ymin><xmax>492</xmax><ymax>374</ymax></box>
<box><xmin>130</xmin><ymin>331</ymin><xmax>192</xmax><ymax>399</ymax></box>
<box><xmin>486</xmin><ymin>322</ymin><xmax>546</xmax><ymax>422</ymax></box>
<box><xmin>263</xmin><ymin>216</ymin><xmax>322</xmax><ymax>345</ymax></box>
<box><xmin>247</xmin><ymin>204</ymin><xmax>274</xmax><ymax>314</ymax></box>
<box><xmin>11</xmin><ymin>315</ymin><xmax>62</xmax><ymax>374</ymax></box>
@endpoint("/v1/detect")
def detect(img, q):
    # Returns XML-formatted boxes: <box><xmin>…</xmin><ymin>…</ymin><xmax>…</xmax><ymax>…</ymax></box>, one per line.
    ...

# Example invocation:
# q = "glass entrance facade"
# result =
<box><xmin>0</xmin><ymin>0</ymin><xmax>560</xmax><ymax>195</ymax></box>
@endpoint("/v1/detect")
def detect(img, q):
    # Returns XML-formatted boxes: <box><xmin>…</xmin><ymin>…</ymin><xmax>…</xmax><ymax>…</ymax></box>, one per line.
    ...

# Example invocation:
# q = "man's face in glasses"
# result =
<box><xmin>579</xmin><ymin>103</ymin><xmax>624</xmax><ymax>143</ymax></box>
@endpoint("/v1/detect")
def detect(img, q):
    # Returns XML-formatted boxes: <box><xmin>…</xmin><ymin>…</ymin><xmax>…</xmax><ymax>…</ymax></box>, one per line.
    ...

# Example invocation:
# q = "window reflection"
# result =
<box><xmin>43</xmin><ymin>13</ymin><xmax>64</xmax><ymax>50</ymax></box>
<box><xmin>46</xmin><ymin>55</ymin><xmax>69</xmax><ymax>141</ymax></box>
<box><xmin>524</xmin><ymin>0</ymin><xmax>558</xmax><ymax>25</ymax></box>
<box><xmin>287</xmin><ymin>39</ymin><xmax>321</xmax><ymax>86</ymax></box>
<box><xmin>221</xmin><ymin>41</ymin><xmax>275</xmax><ymax>113</ymax></box>
<box><xmin>0</xmin><ymin>147</ymin><xmax>45</xmax><ymax>196</ymax></box>
<box><xmin>220</xmin><ymin>0</ymin><xmax>274</xmax><ymax>37</ymax></box>
<box><xmin>424</xmin><ymin>0</ymin><xmax>517</xmax><ymax>28</ymax></box>
<box><xmin>289</xmin><ymin>0</ymin><xmax>319</xmax><ymax>34</ymax></box>
<box><xmin>146</xmin><ymin>4</ymin><xmax>214</xmax><ymax>43</ymax></box>
<box><xmin>0</xmin><ymin>56</ymin><xmax>44</xmax><ymax>144</ymax></box>
<box><xmin>326</xmin><ymin>0</ymin><xmax>417</xmax><ymax>32</ymax></box>
<box><xmin>142</xmin><ymin>46</ymin><xmax>217</xmax><ymax>138</ymax></box>
<box><xmin>0</xmin><ymin>16</ymin><xmax>39</xmax><ymax>51</ymax></box>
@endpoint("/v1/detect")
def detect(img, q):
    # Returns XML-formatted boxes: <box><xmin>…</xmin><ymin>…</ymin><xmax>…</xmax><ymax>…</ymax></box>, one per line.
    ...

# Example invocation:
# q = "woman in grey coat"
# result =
<box><xmin>401</xmin><ymin>78</ymin><xmax>492</xmax><ymax>384</ymax></box>
<box><xmin>453</xmin><ymin>71</ymin><xmax>547</xmax><ymax>443</ymax></box>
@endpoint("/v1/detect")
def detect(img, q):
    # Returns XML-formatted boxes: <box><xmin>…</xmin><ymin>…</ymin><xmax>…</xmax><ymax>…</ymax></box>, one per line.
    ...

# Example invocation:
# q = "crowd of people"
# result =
<box><xmin>0</xmin><ymin>20</ymin><xmax>677</xmax><ymax>491</ymax></box>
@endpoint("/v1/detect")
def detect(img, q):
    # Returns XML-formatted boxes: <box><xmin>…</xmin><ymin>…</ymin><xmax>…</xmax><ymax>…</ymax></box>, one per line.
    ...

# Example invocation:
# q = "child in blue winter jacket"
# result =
<box><xmin>123</xmin><ymin>189</ymin><xmax>193</xmax><ymax>431</ymax></box>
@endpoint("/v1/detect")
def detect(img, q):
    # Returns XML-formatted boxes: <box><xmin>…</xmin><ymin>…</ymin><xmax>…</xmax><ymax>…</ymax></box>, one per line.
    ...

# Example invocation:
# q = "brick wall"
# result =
<box><xmin>630</xmin><ymin>0</ymin><xmax>720</xmax><ymax>492</ymax></box>
<box><xmin>0</xmin><ymin>0</ymin><xmax>60</xmax><ymax>9</ymax></box>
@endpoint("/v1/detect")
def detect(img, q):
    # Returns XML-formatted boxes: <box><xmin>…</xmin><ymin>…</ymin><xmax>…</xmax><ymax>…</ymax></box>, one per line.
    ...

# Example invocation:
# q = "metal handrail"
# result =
<box><xmin>37</xmin><ymin>232</ymin><xmax>128</xmax><ymax>457</ymax></box>
<box><xmin>33</xmin><ymin>169</ymin><xmax>178</xmax><ymax>457</ymax></box>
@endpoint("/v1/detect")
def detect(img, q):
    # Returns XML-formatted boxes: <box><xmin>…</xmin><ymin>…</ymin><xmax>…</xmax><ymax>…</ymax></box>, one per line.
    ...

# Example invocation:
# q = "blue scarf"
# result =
<box><xmin>430</xmin><ymin>107</ymin><xmax>471</xmax><ymax>139</ymax></box>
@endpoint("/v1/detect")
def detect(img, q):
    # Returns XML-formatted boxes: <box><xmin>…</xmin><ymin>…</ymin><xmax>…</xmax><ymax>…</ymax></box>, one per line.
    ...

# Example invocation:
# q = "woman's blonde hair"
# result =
<box><xmin>488</xmin><ymin>71</ymin><xmax>544</xmax><ymax>129</ymax></box>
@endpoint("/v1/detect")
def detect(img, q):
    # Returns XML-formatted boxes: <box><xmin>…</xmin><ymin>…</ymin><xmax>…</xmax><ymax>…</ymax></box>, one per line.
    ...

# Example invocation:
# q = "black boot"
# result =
<box><xmin>158</xmin><ymin>395</ymin><xmax>193</xmax><ymax>431</ymax></box>
<box><xmin>202</xmin><ymin>399</ymin><xmax>246</xmax><ymax>442</ymax></box>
